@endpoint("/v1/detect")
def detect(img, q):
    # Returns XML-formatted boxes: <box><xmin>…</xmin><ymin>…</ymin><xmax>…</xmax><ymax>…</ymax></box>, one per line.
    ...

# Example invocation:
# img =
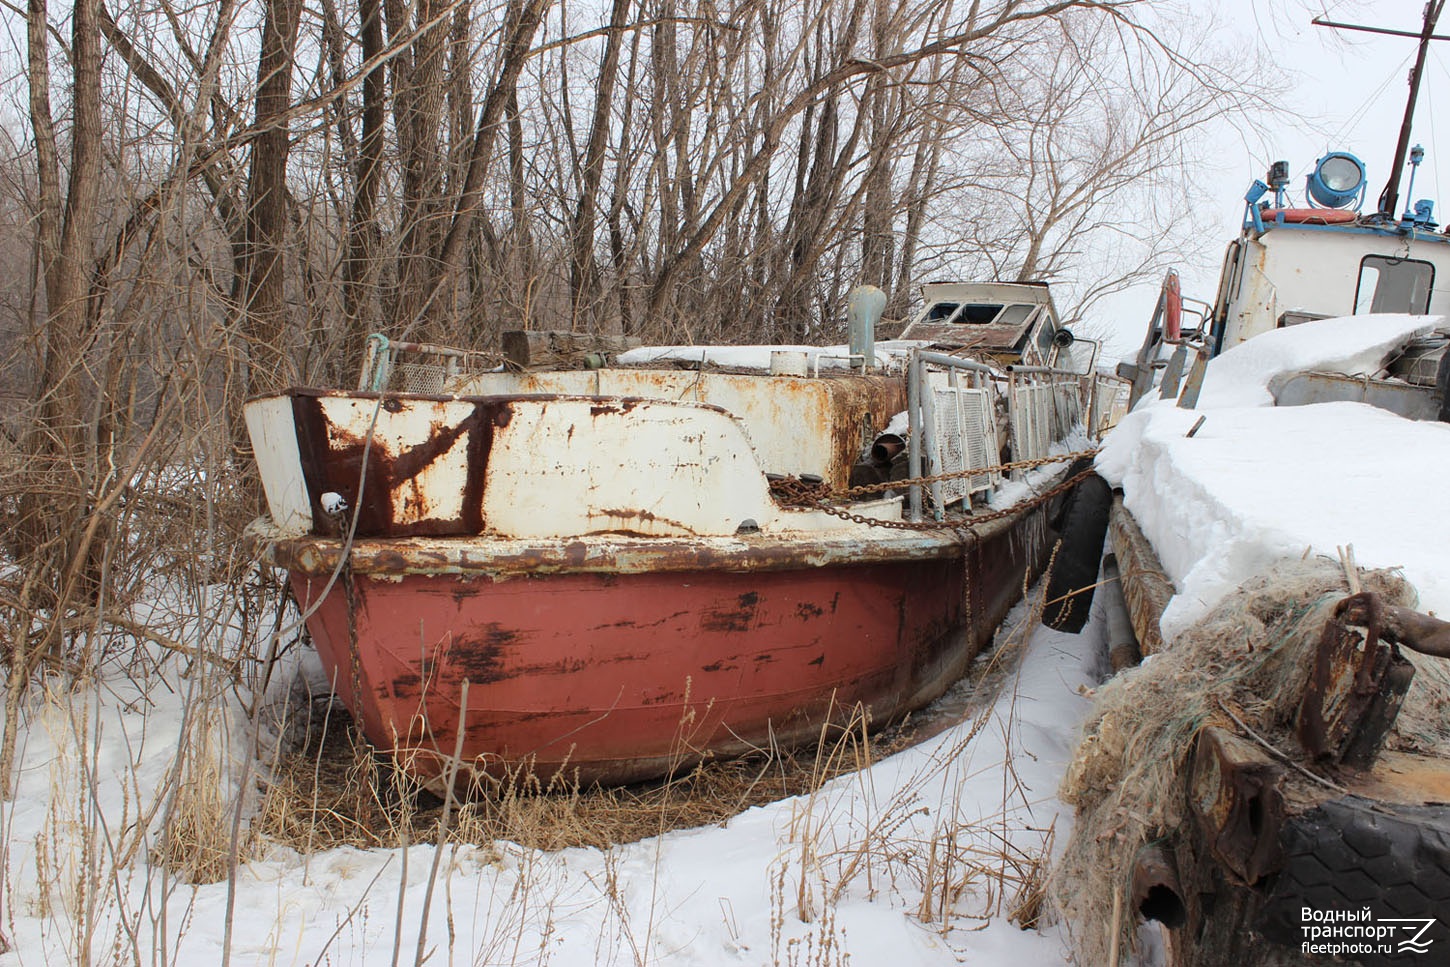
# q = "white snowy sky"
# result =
<box><xmin>1093</xmin><ymin>0</ymin><xmax>1450</xmax><ymax>354</ymax></box>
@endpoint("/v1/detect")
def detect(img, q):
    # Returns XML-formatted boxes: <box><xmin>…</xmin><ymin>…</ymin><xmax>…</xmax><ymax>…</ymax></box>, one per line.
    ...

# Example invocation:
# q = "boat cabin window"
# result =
<box><xmin>996</xmin><ymin>304</ymin><xmax>1037</xmax><ymax>329</ymax></box>
<box><xmin>1034</xmin><ymin>315</ymin><xmax>1059</xmax><ymax>359</ymax></box>
<box><xmin>924</xmin><ymin>302</ymin><xmax>1037</xmax><ymax>326</ymax></box>
<box><xmin>1354</xmin><ymin>256</ymin><xmax>1434</xmax><ymax>315</ymax></box>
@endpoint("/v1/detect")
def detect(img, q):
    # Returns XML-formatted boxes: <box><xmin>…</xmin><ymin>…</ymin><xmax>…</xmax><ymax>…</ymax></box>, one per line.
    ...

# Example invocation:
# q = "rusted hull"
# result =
<box><xmin>288</xmin><ymin>500</ymin><xmax>1053</xmax><ymax>789</ymax></box>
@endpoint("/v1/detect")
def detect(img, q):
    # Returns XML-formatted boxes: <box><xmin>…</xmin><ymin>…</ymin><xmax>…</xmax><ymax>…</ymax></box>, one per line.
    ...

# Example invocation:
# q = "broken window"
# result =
<box><xmin>1354</xmin><ymin>255</ymin><xmax>1434</xmax><ymax>315</ymax></box>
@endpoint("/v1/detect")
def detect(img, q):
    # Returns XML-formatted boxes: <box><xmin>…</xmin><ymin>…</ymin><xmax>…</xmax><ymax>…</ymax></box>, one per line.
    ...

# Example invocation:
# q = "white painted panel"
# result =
<box><xmin>1227</xmin><ymin>231</ymin><xmax>1450</xmax><ymax>347</ymax></box>
<box><xmin>457</xmin><ymin>369</ymin><xmax>850</xmax><ymax>481</ymax></box>
<box><xmin>317</xmin><ymin>396</ymin><xmax>482</xmax><ymax>527</ymax></box>
<box><xmin>484</xmin><ymin>398</ymin><xmax>779</xmax><ymax>538</ymax></box>
<box><xmin>244</xmin><ymin>396</ymin><xmax>313</xmax><ymax>535</ymax></box>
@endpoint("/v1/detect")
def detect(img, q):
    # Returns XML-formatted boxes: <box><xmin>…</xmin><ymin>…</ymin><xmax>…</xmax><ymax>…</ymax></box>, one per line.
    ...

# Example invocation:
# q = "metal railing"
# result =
<box><xmin>358</xmin><ymin>334</ymin><xmax>500</xmax><ymax>393</ymax></box>
<box><xmin>906</xmin><ymin>352</ymin><xmax>1092</xmax><ymax>521</ymax></box>
<box><xmin>1006</xmin><ymin>365</ymin><xmax>1085</xmax><ymax>475</ymax></box>
<box><xmin>1088</xmin><ymin>374</ymin><xmax>1132</xmax><ymax>437</ymax></box>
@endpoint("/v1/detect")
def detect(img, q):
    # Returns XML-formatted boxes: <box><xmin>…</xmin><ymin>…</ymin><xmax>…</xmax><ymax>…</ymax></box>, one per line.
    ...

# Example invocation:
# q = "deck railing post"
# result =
<box><xmin>907</xmin><ymin>352</ymin><xmax>923</xmax><ymax>522</ymax></box>
<box><xmin>920</xmin><ymin>365</ymin><xmax>945</xmax><ymax>521</ymax></box>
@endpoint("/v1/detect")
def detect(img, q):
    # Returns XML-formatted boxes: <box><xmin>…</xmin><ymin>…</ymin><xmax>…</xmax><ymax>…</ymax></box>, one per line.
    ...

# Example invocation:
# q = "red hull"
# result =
<box><xmin>289</xmin><ymin>503</ymin><xmax>1052</xmax><ymax>788</ymax></box>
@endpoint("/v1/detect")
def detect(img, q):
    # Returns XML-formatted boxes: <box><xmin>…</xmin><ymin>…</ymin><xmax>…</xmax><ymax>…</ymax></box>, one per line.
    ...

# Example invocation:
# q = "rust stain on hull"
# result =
<box><xmin>289</xmin><ymin>496</ymin><xmax>1059</xmax><ymax>789</ymax></box>
<box><xmin>291</xmin><ymin>391</ymin><xmax>504</xmax><ymax>539</ymax></box>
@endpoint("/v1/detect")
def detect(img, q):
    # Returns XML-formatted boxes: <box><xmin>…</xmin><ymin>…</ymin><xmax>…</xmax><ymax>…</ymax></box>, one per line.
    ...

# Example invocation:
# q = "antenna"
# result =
<box><xmin>1314</xmin><ymin>1</ymin><xmax>1447</xmax><ymax>216</ymax></box>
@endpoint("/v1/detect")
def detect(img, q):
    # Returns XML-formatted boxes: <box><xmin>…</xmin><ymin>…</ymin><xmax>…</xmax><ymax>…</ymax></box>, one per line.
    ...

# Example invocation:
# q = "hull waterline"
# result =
<box><xmin>279</xmin><ymin>499</ymin><xmax>1056</xmax><ymax>789</ymax></box>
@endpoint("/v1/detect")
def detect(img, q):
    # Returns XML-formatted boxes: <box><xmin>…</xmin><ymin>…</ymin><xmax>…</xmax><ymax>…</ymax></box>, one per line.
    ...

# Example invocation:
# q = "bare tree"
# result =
<box><xmin>0</xmin><ymin>0</ymin><xmax>1270</xmax><ymax>732</ymax></box>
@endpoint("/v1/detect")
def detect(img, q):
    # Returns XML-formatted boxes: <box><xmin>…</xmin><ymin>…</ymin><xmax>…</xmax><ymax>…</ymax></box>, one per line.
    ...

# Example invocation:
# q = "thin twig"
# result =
<box><xmin>1214</xmin><ymin>698</ymin><xmax>1348</xmax><ymax>794</ymax></box>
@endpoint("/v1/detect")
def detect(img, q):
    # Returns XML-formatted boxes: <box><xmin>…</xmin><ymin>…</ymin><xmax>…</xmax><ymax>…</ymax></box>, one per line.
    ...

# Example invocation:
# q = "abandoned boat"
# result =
<box><xmin>1120</xmin><ymin>146</ymin><xmax>1450</xmax><ymax>417</ymax></box>
<box><xmin>243</xmin><ymin>283</ymin><xmax>1124</xmax><ymax>790</ymax></box>
<box><xmin>1056</xmin><ymin>83</ymin><xmax>1450</xmax><ymax>961</ymax></box>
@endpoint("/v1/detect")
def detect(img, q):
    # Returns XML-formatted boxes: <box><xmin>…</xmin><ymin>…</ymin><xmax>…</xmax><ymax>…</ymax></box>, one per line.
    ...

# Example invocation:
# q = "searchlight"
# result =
<box><xmin>1306</xmin><ymin>152</ymin><xmax>1366</xmax><ymax>209</ymax></box>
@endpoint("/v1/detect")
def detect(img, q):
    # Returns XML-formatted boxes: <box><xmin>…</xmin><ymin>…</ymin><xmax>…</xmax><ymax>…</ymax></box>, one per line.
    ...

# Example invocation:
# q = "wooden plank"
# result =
<box><xmin>1107</xmin><ymin>495</ymin><xmax>1175</xmax><ymax>656</ymax></box>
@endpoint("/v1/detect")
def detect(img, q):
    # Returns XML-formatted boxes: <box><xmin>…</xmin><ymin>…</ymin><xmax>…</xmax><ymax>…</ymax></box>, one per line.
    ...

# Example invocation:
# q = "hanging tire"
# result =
<box><xmin>1043</xmin><ymin>468</ymin><xmax>1113</xmax><ymax>633</ymax></box>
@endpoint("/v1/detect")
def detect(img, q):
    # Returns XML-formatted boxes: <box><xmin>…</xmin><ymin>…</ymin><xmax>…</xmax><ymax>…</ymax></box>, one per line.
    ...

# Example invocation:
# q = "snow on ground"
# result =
<box><xmin>13</xmin><ymin>310</ymin><xmax>1445</xmax><ymax>964</ymax></box>
<box><xmin>0</xmin><ymin>592</ymin><xmax>1105</xmax><ymax>965</ymax></box>
<box><xmin>1097</xmin><ymin>312</ymin><xmax>1450</xmax><ymax>639</ymax></box>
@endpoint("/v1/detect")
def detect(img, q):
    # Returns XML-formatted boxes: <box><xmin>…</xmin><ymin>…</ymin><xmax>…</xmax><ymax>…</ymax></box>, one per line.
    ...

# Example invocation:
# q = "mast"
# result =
<box><xmin>1381</xmin><ymin>1</ymin><xmax>1444</xmax><ymax>215</ymax></box>
<box><xmin>1314</xmin><ymin>1</ymin><xmax>1446</xmax><ymax>216</ymax></box>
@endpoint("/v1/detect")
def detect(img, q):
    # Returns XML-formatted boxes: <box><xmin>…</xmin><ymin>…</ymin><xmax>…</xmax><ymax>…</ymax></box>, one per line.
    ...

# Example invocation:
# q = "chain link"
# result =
<box><xmin>838</xmin><ymin>448</ymin><xmax>1100</xmax><ymax>500</ymax></box>
<box><xmin>773</xmin><ymin>448</ymin><xmax>1100</xmax><ymax>533</ymax></box>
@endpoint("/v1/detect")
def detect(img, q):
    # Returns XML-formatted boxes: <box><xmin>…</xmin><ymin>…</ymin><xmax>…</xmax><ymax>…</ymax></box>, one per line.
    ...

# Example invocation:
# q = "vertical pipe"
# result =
<box><xmin>921</xmin><ymin>365</ymin><xmax>944</xmax><ymax>520</ymax></box>
<box><xmin>847</xmin><ymin>285</ymin><xmax>886</xmax><ymax>370</ymax></box>
<box><xmin>1006</xmin><ymin>371</ymin><xmax>1021</xmax><ymax>473</ymax></box>
<box><xmin>907</xmin><ymin>352</ymin><xmax>922</xmax><ymax>522</ymax></box>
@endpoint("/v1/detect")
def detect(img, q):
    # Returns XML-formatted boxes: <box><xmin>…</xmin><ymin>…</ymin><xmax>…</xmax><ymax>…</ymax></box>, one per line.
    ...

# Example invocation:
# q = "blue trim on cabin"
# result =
<box><xmin>1254</xmin><ymin>220</ymin><xmax>1450</xmax><ymax>244</ymax></box>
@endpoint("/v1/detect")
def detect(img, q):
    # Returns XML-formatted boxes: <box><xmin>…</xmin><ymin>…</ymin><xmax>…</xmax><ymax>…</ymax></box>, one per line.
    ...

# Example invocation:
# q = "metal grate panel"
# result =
<box><xmin>397</xmin><ymin>362</ymin><xmax>450</xmax><ymax>394</ymax></box>
<box><xmin>358</xmin><ymin>335</ymin><xmax>501</xmax><ymax>394</ymax></box>
<box><xmin>932</xmin><ymin>385</ymin><xmax>998</xmax><ymax>504</ymax></box>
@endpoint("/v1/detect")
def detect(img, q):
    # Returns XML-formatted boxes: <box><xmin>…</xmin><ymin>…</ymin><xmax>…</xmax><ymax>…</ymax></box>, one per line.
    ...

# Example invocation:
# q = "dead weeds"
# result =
<box><xmin>248</xmin><ymin>616</ymin><xmax>1034</xmax><ymax>859</ymax></box>
<box><xmin>250</xmin><ymin>699</ymin><xmax>928</xmax><ymax>855</ymax></box>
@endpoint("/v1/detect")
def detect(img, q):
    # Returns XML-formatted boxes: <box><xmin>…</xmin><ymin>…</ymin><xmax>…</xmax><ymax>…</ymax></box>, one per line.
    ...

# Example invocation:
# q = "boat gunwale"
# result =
<box><xmin>244</xmin><ymin>495</ymin><xmax>1045</xmax><ymax>578</ymax></box>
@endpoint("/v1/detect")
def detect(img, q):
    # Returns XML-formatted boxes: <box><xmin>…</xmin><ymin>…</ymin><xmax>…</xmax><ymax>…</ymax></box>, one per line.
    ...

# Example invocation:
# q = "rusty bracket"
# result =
<box><xmin>1296</xmin><ymin>592</ymin><xmax>1416</xmax><ymax>768</ymax></box>
<box><xmin>1188</xmin><ymin>725</ymin><xmax>1287</xmax><ymax>884</ymax></box>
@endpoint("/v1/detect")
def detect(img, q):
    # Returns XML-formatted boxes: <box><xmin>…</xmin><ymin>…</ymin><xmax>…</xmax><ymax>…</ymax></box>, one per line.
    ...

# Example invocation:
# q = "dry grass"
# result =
<box><xmin>250</xmin><ymin>698</ymin><xmax>927</xmax><ymax>856</ymax></box>
<box><xmin>152</xmin><ymin>707</ymin><xmax>241</xmax><ymax>884</ymax></box>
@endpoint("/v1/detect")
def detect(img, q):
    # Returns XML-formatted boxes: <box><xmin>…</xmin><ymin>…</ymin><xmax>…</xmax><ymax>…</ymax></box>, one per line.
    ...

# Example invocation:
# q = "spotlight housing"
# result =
<box><xmin>1306</xmin><ymin>152</ymin><xmax>1366</xmax><ymax>209</ymax></box>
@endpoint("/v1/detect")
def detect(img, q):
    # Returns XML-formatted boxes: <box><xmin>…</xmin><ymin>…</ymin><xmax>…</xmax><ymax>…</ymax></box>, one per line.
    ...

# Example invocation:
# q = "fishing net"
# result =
<box><xmin>1052</xmin><ymin>558</ymin><xmax>1450</xmax><ymax>964</ymax></box>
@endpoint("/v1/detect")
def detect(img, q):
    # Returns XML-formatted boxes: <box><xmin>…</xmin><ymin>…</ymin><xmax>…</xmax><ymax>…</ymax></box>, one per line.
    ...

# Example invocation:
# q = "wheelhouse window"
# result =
<box><xmin>1034</xmin><ymin>316</ymin><xmax>1059</xmax><ymax>359</ymax></box>
<box><xmin>923</xmin><ymin>302</ymin><xmax>1038</xmax><ymax>326</ymax></box>
<box><xmin>1354</xmin><ymin>256</ymin><xmax>1434</xmax><ymax>315</ymax></box>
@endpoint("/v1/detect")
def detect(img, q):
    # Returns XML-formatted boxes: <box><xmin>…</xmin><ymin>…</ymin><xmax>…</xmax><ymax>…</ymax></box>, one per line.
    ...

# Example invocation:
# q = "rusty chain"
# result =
<box><xmin>770</xmin><ymin>448</ymin><xmax>1101</xmax><ymax>533</ymax></box>
<box><xmin>836</xmin><ymin>448</ymin><xmax>1100</xmax><ymax>501</ymax></box>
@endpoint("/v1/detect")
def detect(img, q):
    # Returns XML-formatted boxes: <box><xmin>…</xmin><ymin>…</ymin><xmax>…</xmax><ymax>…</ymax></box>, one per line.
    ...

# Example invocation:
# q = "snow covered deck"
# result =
<box><xmin>1098</xmin><ymin>312</ymin><xmax>1450</xmax><ymax>640</ymax></box>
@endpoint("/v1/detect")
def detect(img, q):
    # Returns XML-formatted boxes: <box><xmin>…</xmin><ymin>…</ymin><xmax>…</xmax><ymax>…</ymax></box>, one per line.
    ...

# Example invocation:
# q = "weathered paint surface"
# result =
<box><xmin>481</xmin><ymin>397</ymin><xmax>778</xmax><ymax>539</ymax></box>
<box><xmin>250</xmin><ymin>505</ymin><xmax>954</xmax><ymax>579</ymax></box>
<box><xmin>289</xmin><ymin>391</ymin><xmax>496</xmax><ymax>538</ymax></box>
<box><xmin>286</xmin><ymin>494</ymin><xmax>1057</xmax><ymax>789</ymax></box>
<box><xmin>247</xmin><ymin>374</ymin><xmax>904</xmax><ymax>541</ymax></box>
<box><xmin>455</xmin><ymin>369</ymin><xmax>906</xmax><ymax>488</ymax></box>
<box><xmin>1221</xmin><ymin>228</ymin><xmax>1450</xmax><ymax>349</ymax></box>
<box><xmin>244</xmin><ymin>395</ymin><xmax>313</xmax><ymax>533</ymax></box>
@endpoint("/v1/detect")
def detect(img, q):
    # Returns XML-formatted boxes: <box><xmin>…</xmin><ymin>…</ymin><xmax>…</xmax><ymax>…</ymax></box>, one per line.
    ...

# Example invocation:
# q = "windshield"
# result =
<box><xmin>1354</xmin><ymin>256</ymin><xmax>1434</xmax><ymax>314</ymax></box>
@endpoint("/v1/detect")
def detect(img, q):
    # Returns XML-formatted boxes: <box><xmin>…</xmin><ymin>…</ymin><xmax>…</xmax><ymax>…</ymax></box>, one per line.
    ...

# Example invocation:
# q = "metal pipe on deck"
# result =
<box><xmin>1004</xmin><ymin>363</ymin><xmax>1084</xmax><ymax>379</ymax></box>
<box><xmin>915</xmin><ymin>351</ymin><xmax>999</xmax><ymax>374</ymax></box>
<box><xmin>907</xmin><ymin>353</ymin><xmax>923</xmax><ymax>522</ymax></box>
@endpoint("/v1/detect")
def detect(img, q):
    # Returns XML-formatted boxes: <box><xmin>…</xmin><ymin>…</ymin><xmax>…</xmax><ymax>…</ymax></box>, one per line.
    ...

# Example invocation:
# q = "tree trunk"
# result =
<box><xmin>392</xmin><ymin>0</ymin><xmax>450</xmax><ymax>329</ymax></box>
<box><xmin>240</xmin><ymin>0</ymin><xmax>303</xmax><ymax>393</ymax></box>
<box><xmin>568</xmin><ymin>0</ymin><xmax>631</xmax><ymax>333</ymax></box>
<box><xmin>7</xmin><ymin>0</ymin><xmax>107</xmax><ymax>794</ymax></box>
<box><xmin>342</xmin><ymin>0</ymin><xmax>386</xmax><ymax>361</ymax></box>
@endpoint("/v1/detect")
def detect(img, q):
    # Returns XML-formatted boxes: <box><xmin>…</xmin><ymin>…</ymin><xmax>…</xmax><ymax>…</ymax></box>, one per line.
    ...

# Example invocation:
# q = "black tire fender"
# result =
<box><xmin>1043</xmin><ymin>467</ymin><xmax>1113</xmax><ymax>633</ymax></box>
